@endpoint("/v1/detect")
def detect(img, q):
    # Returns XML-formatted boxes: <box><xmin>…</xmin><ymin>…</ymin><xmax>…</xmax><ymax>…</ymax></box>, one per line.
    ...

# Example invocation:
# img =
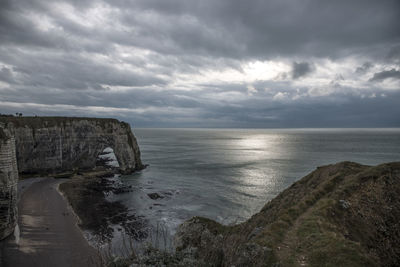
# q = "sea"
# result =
<box><xmin>110</xmin><ymin>128</ymin><xmax>400</xmax><ymax>249</ymax></box>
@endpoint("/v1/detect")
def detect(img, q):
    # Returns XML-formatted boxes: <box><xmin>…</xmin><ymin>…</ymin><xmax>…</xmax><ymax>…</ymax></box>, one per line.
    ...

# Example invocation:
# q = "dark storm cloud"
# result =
<box><xmin>0</xmin><ymin>46</ymin><xmax>167</xmax><ymax>90</ymax></box>
<box><xmin>0</xmin><ymin>67</ymin><xmax>15</xmax><ymax>84</ymax></box>
<box><xmin>370</xmin><ymin>69</ymin><xmax>400</xmax><ymax>82</ymax></box>
<box><xmin>1</xmin><ymin>0</ymin><xmax>399</xmax><ymax>59</ymax></box>
<box><xmin>123</xmin><ymin>0</ymin><xmax>400</xmax><ymax>59</ymax></box>
<box><xmin>291</xmin><ymin>62</ymin><xmax>314</xmax><ymax>79</ymax></box>
<box><xmin>387</xmin><ymin>45</ymin><xmax>400</xmax><ymax>62</ymax></box>
<box><xmin>0</xmin><ymin>0</ymin><xmax>399</xmax><ymax>127</ymax></box>
<box><xmin>355</xmin><ymin>62</ymin><xmax>374</xmax><ymax>75</ymax></box>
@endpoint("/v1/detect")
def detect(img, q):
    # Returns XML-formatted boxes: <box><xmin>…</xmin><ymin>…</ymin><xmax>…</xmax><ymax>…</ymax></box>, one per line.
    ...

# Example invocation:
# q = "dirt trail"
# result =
<box><xmin>0</xmin><ymin>178</ymin><xmax>100</xmax><ymax>267</ymax></box>
<box><xmin>275</xmin><ymin>204</ymin><xmax>315</xmax><ymax>266</ymax></box>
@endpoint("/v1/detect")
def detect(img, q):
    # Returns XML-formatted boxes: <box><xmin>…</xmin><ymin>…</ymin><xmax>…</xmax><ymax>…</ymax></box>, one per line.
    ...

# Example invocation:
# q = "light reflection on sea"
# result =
<box><xmin>112</xmin><ymin>128</ymin><xmax>400</xmax><ymax>247</ymax></box>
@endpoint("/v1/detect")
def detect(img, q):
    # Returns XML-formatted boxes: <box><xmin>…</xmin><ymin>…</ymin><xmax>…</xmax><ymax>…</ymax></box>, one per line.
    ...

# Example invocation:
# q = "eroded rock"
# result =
<box><xmin>0</xmin><ymin>124</ymin><xmax>18</xmax><ymax>240</ymax></box>
<box><xmin>0</xmin><ymin>116</ymin><xmax>143</xmax><ymax>174</ymax></box>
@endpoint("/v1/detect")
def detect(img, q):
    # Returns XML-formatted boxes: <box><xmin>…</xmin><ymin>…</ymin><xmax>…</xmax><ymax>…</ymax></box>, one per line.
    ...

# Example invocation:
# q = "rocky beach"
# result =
<box><xmin>0</xmin><ymin>116</ymin><xmax>145</xmax><ymax>266</ymax></box>
<box><xmin>59</xmin><ymin>170</ymin><xmax>149</xmax><ymax>243</ymax></box>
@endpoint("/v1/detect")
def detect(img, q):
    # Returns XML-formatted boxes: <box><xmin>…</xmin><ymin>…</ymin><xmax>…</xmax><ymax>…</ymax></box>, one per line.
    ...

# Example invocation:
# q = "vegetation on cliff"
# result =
<box><xmin>175</xmin><ymin>161</ymin><xmax>400</xmax><ymax>266</ymax></box>
<box><xmin>0</xmin><ymin>115</ymin><xmax>123</xmax><ymax>128</ymax></box>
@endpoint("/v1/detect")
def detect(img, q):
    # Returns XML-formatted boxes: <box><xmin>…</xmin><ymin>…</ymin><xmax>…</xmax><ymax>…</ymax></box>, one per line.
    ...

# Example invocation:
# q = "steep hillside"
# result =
<box><xmin>175</xmin><ymin>162</ymin><xmax>400</xmax><ymax>266</ymax></box>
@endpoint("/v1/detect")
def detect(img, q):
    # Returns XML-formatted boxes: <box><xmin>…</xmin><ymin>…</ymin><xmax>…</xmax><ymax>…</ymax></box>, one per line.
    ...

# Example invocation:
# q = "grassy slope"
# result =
<box><xmin>176</xmin><ymin>161</ymin><xmax>400</xmax><ymax>266</ymax></box>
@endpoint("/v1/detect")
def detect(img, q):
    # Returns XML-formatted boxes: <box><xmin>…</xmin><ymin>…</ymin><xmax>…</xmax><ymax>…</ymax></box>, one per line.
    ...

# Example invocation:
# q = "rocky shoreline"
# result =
<box><xmin>57</xmin><ymin>168</ymin><xmax>204</xmax><ymax>266</ymax></box>
<box><xmin>57</xmin><ymin>161</ymin><xmax>400</xmax><ymax>266</ymax></box>
<box><xmin>59</xmin><ymin>169</ymin><xmax>148</xmax><ymax>243</ymax></box>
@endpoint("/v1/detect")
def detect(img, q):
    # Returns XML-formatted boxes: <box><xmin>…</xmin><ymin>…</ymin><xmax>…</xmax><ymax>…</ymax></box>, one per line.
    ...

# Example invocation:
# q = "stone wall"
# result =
<box><xmin>0</xmin><ymin>124</ymin><xmax>18</xmax><ymax>240</ymax></box>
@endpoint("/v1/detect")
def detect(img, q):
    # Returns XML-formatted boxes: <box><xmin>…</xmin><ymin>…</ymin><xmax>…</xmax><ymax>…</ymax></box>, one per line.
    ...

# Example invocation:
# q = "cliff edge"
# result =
<box><xmin>175</xmin><ymin>161</ymin><xmax>400</xmax><ymax>266</ymax></box>
<box><xmin>0</xmin><ymin>124</ymin><xmax>18</xmax><ymax>240</ymax></box>
<box><xmin>0</xmin><ymin>116</ymin><xmax>143</xmax><ymax>175</ymax></box>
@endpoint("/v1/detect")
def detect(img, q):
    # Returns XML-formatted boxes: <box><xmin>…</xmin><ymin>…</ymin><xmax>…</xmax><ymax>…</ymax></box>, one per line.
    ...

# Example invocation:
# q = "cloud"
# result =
<box><xmin>247</xmin><ymin>85</ymin><xmax>257</xmax><ymax>96</ymax></box>
<box><xmin>387</xmin><ymin>45</ymin><xmax>400</xmax><ymax>62</ymax></box>
<box><xmin>1</xmin><ymin>0</ymin><xmax>400</xmax><ymax>60</ymax></box>
<box><xmin>0</xmin><ymin>66</ymin><xmax>15</xmax><ymax>84</ymax></box>
<box><xmin>369</xmin><ymin>69</ymin><xmax>400</xmax><ymax>82</ymax></box>
<box><xmin>0</xmin><ymin>0</ymin><xmax>399</xmax><ymax>127</ymax></box>
<box><xmin>119</xmin><ymin>0</ymin><xmax>400</xmax><ymax>60</ymax></box>
<box><xmin>355</xmin><ymin>62</ymin><xmax>373</xmax><ymax>75</ymax></box>
<box><xmin>291</xmin><ymin>62</ymin><xmax>314</xmax><ymax>79</ymax></box>
<box><xmin>273</xmin><ymin>92</ymin><xmax>289</xmax><ymax>101</ymax></box>
<box><xmin>0</xmin><ymin>46</ymin><xmax>167</xmax><ymax>90</ymax></box>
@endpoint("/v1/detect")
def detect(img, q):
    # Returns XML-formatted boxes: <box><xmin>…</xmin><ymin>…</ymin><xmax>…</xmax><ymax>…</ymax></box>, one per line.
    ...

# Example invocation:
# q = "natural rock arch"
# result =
<box><xmin>0</xmin><ymin>117</ymin><xmax>143</xmax><ymax>175</ymax></box>
<box><xmin>0</xmin><ymin>116</ymin><xmax>144</xmax><ymax>240</ymax></box>
<box><xmin>97</xmin><ymin>147</ymin><xmax>120</xmax><ymax>168</ymax></box>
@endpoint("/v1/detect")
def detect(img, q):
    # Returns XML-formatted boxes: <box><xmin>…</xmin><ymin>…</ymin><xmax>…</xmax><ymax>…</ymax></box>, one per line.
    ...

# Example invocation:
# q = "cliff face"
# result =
<box><xmin>175</xmin><ymin>162</ymin><xmax>400</xmax><ymax>266</ymax></box>
<box><xmin>0</xmin><ymin>124</ymin><xmax>18</xmax><ymax>240</ymax></box>
<box><xmin>0</xmin><ymin>116</ymin><xmax>143</xmax><ymax>174</ymax></box>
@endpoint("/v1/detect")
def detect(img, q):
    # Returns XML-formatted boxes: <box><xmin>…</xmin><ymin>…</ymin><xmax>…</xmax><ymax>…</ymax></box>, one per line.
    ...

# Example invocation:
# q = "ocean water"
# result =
<box><xmin>113</xmin><ymin>128</ymin><xmax>400</xmax><ymax>246</ymax></box>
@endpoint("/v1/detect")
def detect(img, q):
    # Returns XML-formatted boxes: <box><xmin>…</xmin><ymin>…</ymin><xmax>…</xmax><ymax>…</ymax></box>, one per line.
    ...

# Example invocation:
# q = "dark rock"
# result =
<box><xmin>113</xmin><ymin>186</ymin><xmax>133</xmax><ymax>194</ymax></box>
<box><xmin>59</xmin><ymin>172</ymin><xmax>148</xmax><ymax>242</ymax></box>
<box><xmin>148</xmin><ymin>193</ymin><xmax>164</xmax><ymax>200</ymax></box>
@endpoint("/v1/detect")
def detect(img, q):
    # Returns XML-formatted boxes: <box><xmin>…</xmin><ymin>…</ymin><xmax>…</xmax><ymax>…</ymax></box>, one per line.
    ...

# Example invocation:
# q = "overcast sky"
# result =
<box><xmin>0</xmin><ymin>0</ymin><xmax>399</xmax><ymax>128</ymax></box>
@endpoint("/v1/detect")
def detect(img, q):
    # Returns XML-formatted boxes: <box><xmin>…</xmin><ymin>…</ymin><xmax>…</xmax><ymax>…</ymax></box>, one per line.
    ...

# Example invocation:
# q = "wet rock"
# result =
<box><xmin>112</xmin><ymin>185</ymin><xmax>133</xmax><ymax>194</ymax></box>
<box><xmin>59</xmin><ymin>173</ymin><xmax>148</xmax><ymax>242</ymax></box>
<box><xmin>161</xmin><ymin>191</ymin><xmax>173</xmax><ymax>196</ymax></box>
<box><xmin>148</xmin><ymin>192</ymin><xmax>164</xmax><ymax>200</ymax></box>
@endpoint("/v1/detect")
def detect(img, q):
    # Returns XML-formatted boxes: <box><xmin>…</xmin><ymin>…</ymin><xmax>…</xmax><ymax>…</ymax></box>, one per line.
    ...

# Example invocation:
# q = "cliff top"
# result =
<box><xmin>176</xmin><ymin>161</ymin><xmax>400</xmax><ymax>266</ymax></box>
<box><xmin>0</xmin><ymin>116</ymin><xmax>130</xmax><ymax>129</ymax></box>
